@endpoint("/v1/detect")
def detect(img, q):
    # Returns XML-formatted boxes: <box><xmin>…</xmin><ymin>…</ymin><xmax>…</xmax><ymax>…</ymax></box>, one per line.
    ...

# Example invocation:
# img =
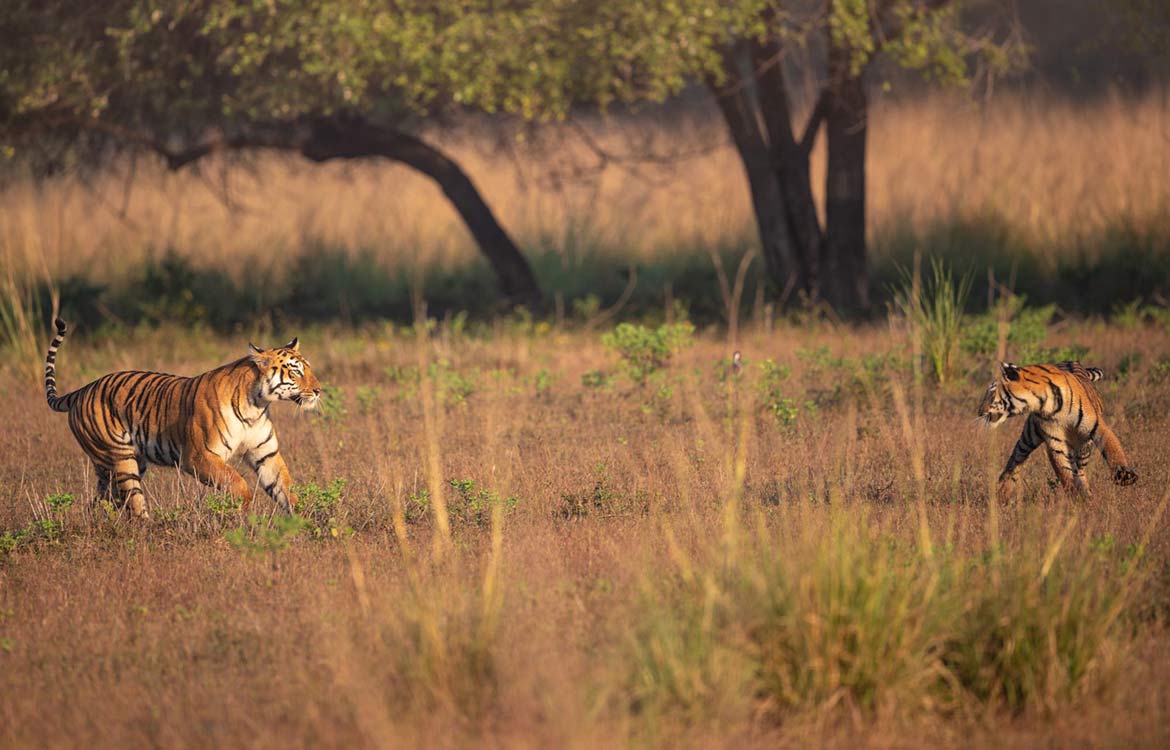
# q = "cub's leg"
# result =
<box><xmin>1071</xmin><ymin>441</ymin><xmax>1094</xmax><ymax>496</ymax></box>
<box><xmin>997</xmin><ymin>416</ymin><xmax>1043</xmax><ymax>497</ymax></box>
<box><xmin>1044</xmin><ymin>443</ymin><xmax>1080</xmax><ymax>495</ymax></box>
<box><xmin>1093</xmin><ymin>422</ymin><xmax>1138</xmax><ymax>486</ymax></box>
<box><xmin>244</xmin><ymin>440</ymin><xmax>298</xmax><ymax>513</ymax></box>
<box><xmin>184</xmin><ymin>451</ymin><xmax>255</xmax><ymax>508</ymax></box>
<box><xmin>93</xmin><ymin>463</ymin><xmax>113</xmax><ymax>507</ymax></box>
<box><xmin>111</xmin><ymin>456</ymin><xmax>149</xmax><ymax>519</ymax></box>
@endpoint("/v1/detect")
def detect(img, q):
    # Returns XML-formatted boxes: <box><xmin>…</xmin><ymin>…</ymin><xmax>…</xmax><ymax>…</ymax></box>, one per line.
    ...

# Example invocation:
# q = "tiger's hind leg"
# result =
<box><xmin>111</xmin><ymin>456</ymin><xmax>149</xmax><ymax>519</ymax></box>
<box><xmin>1093</xmin><ymin>423</ymin><xmax>1138</xmax><ymax>486</ymax></box>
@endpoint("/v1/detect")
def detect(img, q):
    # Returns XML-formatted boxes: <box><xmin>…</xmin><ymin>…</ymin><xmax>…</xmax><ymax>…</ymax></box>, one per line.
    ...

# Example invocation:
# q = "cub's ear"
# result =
<box><xmin>1000</xmin><ymin>361</ymin><xmax>1021</xmax><ymax>381</ymax></box>
<box><xmin>282</xmin><ymin>337</ymin><xmax>299</xmax><ymax>352</ymax></box>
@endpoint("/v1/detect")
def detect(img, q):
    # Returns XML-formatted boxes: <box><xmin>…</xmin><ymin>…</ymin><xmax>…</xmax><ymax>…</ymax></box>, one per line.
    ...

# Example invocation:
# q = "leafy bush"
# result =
<box><xmin>962</xmin><ymin>295</ymin><xmax>1055</xmax><ymax>360</ymax></box>
<box><xmin>295</xmin><ymin>478</ymin><xmax>350</xmax><ymax>538</ymax></box>
<box><xmin>313</xmin><ymin>384</ymin><xmax>348</xmax><ymax>422</ymax></box>
<box><xmin>406</xmin><ymin>480</ymin><xmax>518</xmax><ymax>529</ymax></box>
<box><xmin>45</xmin><ymin>493</ymin><xmax>74</xmax><ymax>513</ymax></box>
<box><xmin>756</xmin><ymin>359</ymin><xmax>800</xmax><ymax>426</ymax></box>
<box><xmin>446</xmin><ymin>479</ymin><xmax>518</xmax><ymax>529</ymax></box>
<box><xmin>601</xmin><ymin>321</ymin><xmax>694</xmax><ymax>385</ymax></box>
<box><xmin>581</xmin><ymin>369</ymin><xmax>612</xmax><ymax>389</ymax></box>
<box><xmin>429</xmin><ymin>360</ymin><xmax>477</xmax><ymax>406</ymax></box>
<box><xmin>205</xmin><ymin>492</ymin><xmax>241</xmax><ymax>518</ymax></box>
<box><xmin>225</xmin><ymin>514</ymin><xmax>307</xmax><ymax>570</ymax></box>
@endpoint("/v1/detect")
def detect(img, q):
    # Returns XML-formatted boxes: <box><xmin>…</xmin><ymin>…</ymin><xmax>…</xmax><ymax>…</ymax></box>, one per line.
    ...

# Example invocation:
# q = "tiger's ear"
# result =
<box><xmin>283</xmin><ymin>337</ymin><xmax>299</xmax><ymax>352</ymax></box>
<box><xmin>248</xmin><ymin>343</ymin><xmax>266</xmax><ymax>363</ymax></box>
<box><xmin>1000</xmin><ymin>361</ymin><xmax>1021</xmax><ymax>381</ymax></box>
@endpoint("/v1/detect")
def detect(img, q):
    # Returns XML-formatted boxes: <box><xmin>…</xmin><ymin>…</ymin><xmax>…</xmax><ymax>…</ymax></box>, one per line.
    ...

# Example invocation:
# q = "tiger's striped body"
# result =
<box><xmin>45</xmin><ymin>318</ymin><xmax>321</xmax><ymax>518</ymax></box>
<box><xmin>978</xmin><ymin>360</ymin><xmax>1137</xmax><ymax>496</ymax></box>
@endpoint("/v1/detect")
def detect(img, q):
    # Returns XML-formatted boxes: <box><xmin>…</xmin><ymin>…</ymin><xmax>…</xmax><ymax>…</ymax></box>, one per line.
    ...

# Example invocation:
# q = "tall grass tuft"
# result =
<box><xmin>893</xmin><ymin>256</ymin><xmax>973</xmax><ymax>384</ymax></box>
<box><xmin>627</xmin><ymin>506</ymin><xmax>1144</xmax><ymax>726</ymax></box>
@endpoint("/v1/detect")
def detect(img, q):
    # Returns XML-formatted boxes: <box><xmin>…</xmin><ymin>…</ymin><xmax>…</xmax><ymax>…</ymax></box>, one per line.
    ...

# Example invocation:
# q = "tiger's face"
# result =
<box><xmin>249</xmin><ymin>338</ymin><xmax>322</xmax><ymax>410</ymax></box>
<box><xmin>978</xmin><ymin>361</ymin><xmax>1025</xmax><ymax>427</ymax></box>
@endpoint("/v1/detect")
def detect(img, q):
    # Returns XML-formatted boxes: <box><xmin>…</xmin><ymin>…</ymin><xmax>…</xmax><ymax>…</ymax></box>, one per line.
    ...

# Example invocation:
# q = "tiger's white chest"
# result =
<box><xmin>214</xmin><ymin>404</ymin><xmax>273</xmax><ymax>461</ymax></box>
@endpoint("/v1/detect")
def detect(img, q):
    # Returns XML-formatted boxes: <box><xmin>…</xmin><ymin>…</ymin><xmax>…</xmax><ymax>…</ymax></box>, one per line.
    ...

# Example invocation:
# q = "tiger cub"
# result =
<box><xmin>45</xmin><ymin>318</ymin><xmax>321</xmax><ymax>518</ymax></box>
<box><xmin>978</xmin><ymin>360</ymin><xmax>1137</xmax><ymax>496</ymax></box>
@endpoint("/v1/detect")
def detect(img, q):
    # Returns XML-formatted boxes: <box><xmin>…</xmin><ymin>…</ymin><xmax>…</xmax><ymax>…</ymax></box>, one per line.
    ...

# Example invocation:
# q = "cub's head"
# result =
<box><xmin>249</xmin><ymin>338</ymin><xmax>321</xmax><ymax>410</ymax></box>
<box><xmin>978</xmin><ymin>361</ymin><xmax>1026</xmax><ymax>427</ymax></box>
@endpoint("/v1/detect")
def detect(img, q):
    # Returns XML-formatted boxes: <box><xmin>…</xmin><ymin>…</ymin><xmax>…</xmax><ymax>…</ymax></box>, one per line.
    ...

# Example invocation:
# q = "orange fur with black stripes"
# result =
<box><xmin>978</xmin><ymin>360</ymin><xmax>1137</xmax><ymax>496</ymax></box>
<box><xmin>45</xmin><ymin>318</ymin><xmax>321</xmax><ymax>518</ymax></box>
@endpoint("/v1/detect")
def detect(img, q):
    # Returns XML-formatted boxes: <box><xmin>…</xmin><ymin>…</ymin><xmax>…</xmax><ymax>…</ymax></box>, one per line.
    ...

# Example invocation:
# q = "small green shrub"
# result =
<box><xmin>45</xmin><ymin>492</ymin><xmax>75</xmax><ymax>513</ymax></box>
<box><xmin>531</xmin><ymin>368</ymin><xmax>555</xmax><ymax>394</ymax></box>
<box><xmin>225</xmin><ymin>513</ymin><xmax>307</xmax><ymax>570</ymax></box>
<box><xmin>962</xmin><ymin>295</ymin><xmax>1056</xmax><ymax>362</ymax></box>
<box><xmin>313</xmin><ymin>384</ymin><xmax>347</xmax><ymax>422</ymax></box>
<box><xmin>447</xmin><ymin>479</ymin><xmax>518</xmax><ymax>529</ymax></box>
<box><xmin>355</xmin><ymin>385</ymin><xmax>382</xmax><ymax>414</ymax></box>
<box><xmin>557</xmin><ymin>463</ymin><xmax>648</xmax><ymax>520</ymax></box>
<box><xmin>756</xmin><ymin>359</ymin><xmax>801</xmax><ymax>426</ymax></box>
<box><xmin>581</xmin><ymin>369</ymin><xmax>612</xmax><ymax>389</ymax></box>
<box><xmin>405</xmin><ymin>487</ymin><xmax>432</xmax><ymax>524</ymax></box>
<box><xmin>295</xmin><ymin>478</ymin><xmax>350</xmax><ymax>538</ymax></box>
<box><xmin>602</xmin><ymin>321</ymin><xmax>694</xmax><ymax>385</ymax></box>
<box><xmin>1151</xmin><ymin>355</ymin><xmax>1170</xmax><ymax>384</ymax></box>
<box><xmin>429</xmin><ymin>361</ymin><xmax>477</xmax><ymax>406</ymax></box>
<box><xmin>0</xmin><ymin>529</ymin><xmax>28</xmax><ymax>554</ymax></box>
<box><xmin>206</xmin><ymin>492</ymin><xmax>241</xmax><ymax>518</ymax></box>
<box><xmin>35</xmin><ymin>518</ymin><xmax>61</xmax><ymax>542</ymax></box>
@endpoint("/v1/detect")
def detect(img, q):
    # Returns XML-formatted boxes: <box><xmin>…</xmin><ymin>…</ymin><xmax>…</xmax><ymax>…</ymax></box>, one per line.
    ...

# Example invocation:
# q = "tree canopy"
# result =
<box><xmin>2</xmin><ymin>1</ymin><xmax>1022</xmax><ymax>311</ymax></box>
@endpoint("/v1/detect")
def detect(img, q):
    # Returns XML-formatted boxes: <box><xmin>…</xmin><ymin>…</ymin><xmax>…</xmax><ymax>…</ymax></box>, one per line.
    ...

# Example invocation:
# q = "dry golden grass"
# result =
<box><xmin>1</xmin><ymin>90</ymin><xmax>1167</xmax><ymax>284</ymax></box>
<box><xmin>1</xmin><ymin>314</ymin><xmax>1169</xmax><ymax>748</ymax></box>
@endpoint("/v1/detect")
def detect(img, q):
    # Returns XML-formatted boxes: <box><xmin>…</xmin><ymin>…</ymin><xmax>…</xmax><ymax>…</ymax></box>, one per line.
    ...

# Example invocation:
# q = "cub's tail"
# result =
<box><xmin>1057</xmin><ymin>360</ymin><xmax>1104</xmax><ymax>382</ymax></box>
<box><xmin>45</xmin><ymin>318</ymin><xmax>75</xmax><ymax>412</ymax></box>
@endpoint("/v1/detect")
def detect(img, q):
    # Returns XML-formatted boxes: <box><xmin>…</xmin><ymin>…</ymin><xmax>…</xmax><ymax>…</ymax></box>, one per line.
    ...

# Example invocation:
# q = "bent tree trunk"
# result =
<box><xmin>301</xmin><ymin>119</ymin><xmax>542</xmax><ymax>308</ymax></box>
<box><xmin>150</xmin><ymin>115</ymin><xmax>541</xmax><ymax>308</ymax></box>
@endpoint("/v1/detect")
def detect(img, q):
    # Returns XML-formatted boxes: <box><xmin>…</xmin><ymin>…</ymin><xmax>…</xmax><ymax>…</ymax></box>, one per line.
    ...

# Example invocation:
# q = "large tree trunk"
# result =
<box><xmin>750</xmin><ymin>38</ymin><xmax>824</xmax><ymax>301</ymax></box>
<box><xmin>708</xmin><ymin>51</ymin><xmax>805</xmax><ymax>297</ymax></box>
<box><xmin>823</xmin><ymin>48</ymin><xmax>871</xmax><ymax>314</ymax></box>
<box><xmin>300</xmin><ymin>118</ymin><xmax>542</xmax><ymax>308</ymax></box>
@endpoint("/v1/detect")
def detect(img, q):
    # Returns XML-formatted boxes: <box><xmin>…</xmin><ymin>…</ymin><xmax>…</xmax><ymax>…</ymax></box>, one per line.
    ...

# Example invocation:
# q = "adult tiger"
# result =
<box><xmin>978</xmin><ymin>360</ymin><xmax>1137</xmax><ymax>496</ymax></box>
<box><xmin>45</xmin><ymin>318</ymin><xmax>320</xmax><ymax>518</ymax></box>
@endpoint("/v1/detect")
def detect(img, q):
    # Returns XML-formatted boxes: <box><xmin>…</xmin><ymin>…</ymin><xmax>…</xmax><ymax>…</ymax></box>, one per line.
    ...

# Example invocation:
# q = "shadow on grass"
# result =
<box><xmin>18</xmin><ymin>211</ymin><xmax>1170</xmax><ymax>337</ymax></box>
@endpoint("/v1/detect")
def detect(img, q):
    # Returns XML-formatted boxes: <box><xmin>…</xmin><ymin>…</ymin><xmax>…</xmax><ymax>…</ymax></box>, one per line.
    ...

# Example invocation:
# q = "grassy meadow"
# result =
<box><xmin>2</xmin><ymin>91</ymin><xmax>1170</xmax><ymax>748</ymax></box>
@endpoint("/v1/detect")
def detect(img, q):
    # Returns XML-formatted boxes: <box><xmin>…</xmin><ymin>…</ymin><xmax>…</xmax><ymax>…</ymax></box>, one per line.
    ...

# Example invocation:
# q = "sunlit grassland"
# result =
<box><xmin>1</xmin><ymin>87</ymin><xmax>1169</xmax><ymax>747</ymax></box>
<box><xmin>1</xmin><ymin>311</ymin><xmax>1169</xmax><ymax>747</ymax></box>
<box><xmin>1</xmin><ymin>90</ymin><xmax>1168</xmax><ymax>338</ymax></box>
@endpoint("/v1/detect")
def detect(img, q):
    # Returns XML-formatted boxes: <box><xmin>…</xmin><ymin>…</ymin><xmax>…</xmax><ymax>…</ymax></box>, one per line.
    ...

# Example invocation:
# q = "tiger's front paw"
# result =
<box><xmin>996</xmin><ymin>475</ymin><xmax>1020</xmax><ymax>500</ymax></box>
<box><xmin>1113</xmin><ymin>466</ymin><xmax>1138</xmax><ymax>486</ymax></box>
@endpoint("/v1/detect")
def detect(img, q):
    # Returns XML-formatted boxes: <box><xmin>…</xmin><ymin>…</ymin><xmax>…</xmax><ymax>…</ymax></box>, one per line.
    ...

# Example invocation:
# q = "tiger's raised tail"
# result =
<box><xmin>45</xmin><ymin>317</ymin><xmax>75</xmax><ymax>412</ymax></box>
